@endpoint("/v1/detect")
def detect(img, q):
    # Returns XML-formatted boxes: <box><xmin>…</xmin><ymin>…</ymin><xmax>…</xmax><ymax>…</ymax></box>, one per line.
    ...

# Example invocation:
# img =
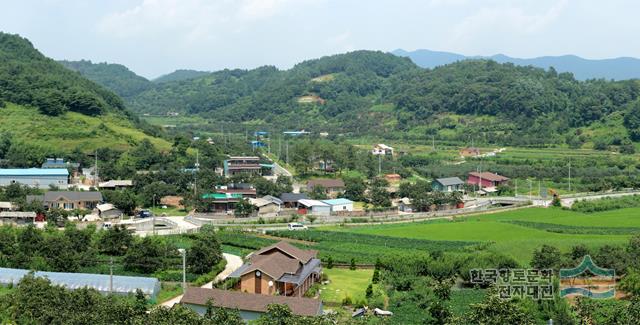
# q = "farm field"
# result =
<box><xmin>339</xmin><ymin>207</ymin><xmax>640</xmax><ymax>265</ymax></box>
<box><xmin>320</xmin><ymin>268</ymin><xmax>373</xmax><ymax>304</ymax></box>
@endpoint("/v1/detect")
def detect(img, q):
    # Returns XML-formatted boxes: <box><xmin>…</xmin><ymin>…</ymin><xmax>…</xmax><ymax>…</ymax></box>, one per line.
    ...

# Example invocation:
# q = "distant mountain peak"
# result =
<box><xmin>394</xmin><ymin>48</ymin><xmax>640</xmax><ymax>80</ymax></box>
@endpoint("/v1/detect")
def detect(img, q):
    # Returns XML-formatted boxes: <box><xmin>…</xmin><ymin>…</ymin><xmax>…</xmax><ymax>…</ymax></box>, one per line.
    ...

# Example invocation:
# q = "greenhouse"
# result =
<box><xmin>0</xmin><ymin>267</ymin><xmax>160</xmax><ymax>298</ymax></box>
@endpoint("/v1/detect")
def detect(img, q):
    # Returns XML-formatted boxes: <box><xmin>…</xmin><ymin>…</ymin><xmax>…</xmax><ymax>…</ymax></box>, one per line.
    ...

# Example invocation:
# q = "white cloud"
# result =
<box><xmin>445</xmin><ymin>0</ymin><xmax>568</xmax><ymax>53</ymax></box>
<box><xmin>98</xmin><ymin>0</ymin><xmax>319</xmax><ymax>41</ymax></box>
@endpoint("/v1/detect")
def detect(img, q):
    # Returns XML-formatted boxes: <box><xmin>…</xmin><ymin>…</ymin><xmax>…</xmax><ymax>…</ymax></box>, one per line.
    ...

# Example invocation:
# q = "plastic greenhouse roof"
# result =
<box><xmin>0</xmin><ymin>267</ymin><xmax>160</xmax><ymax>297</ymax></box>
<box><xmin>0</xmin><ymin>168</ymin><xmax>69</xmax><ymax>176</ymax></box>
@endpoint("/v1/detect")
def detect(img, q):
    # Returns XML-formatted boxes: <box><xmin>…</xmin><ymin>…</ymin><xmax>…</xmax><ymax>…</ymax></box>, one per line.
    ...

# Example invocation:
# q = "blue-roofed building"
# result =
<box><xmin>0</xmin><ymin>168</ymin><xmax>69</xmax><ymax>189</ymax></box>
<box><xmin>321</xmin><ymin>198</ymin><xmax>354</xmax><ymax>213</ymax></box>
<box><xmin>0</xmin><ymin>267</ymin><xmax>160</xmax><ymax>299</ymax></box>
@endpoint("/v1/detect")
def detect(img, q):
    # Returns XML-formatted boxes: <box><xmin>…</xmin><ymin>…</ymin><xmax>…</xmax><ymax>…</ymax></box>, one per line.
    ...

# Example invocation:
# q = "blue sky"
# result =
<box><xmin>1</xmin><ymin>0</ymin><xmax>638</xmax><ymax>78</ymax></box>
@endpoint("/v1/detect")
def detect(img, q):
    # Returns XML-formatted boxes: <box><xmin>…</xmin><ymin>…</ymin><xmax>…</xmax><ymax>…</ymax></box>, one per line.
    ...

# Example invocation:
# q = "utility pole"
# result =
<box><xmin>568</xmin><ymin>163</ymin><xmax>572</xmax><ymax>192</ymax></box>
<box><xmin>432</xmin><ymin>135</ymin><xmax>435</xmax><ymax>151</ymax></box>
<box><xmin>286</xmin><ymin>141</ymin><xmax>289</xmax><ymax>165</ymax></box>
<box><xmin>178</xmin><ymin>249</ymin><xmax>187</xmax><ymax>291</ymax></box>
<box><xmin>515</xmin><ymin>179</ymin><xmax>518</xmax><ymax>197</ymax></box>
<box><xmin>538</xmin><ymin>180</ymin><xmax>541</xmax><ymax>198</ymax></box>
<box><xmin>528</xmin><ymin>179</ymin><xmax>532</xmax><ymax>201</ymax></box>
<box><xmin>378</xmin><ymin>154</ymin><xmax>382</xmax><ymax>175</ymax></box>
<box><xmin>194</xmin><ymin>150</ymin><xmax>200</xmax><ymax>197</ymax></box>
<box><xmin>94</xmin><ymin>150</ymin><xmax>99</xmax><ymax>187</ymax></box>
<box><xmin>109</xmin><ymin>257</ymin><xmax>114</xmax><ymax>294</ymax></box>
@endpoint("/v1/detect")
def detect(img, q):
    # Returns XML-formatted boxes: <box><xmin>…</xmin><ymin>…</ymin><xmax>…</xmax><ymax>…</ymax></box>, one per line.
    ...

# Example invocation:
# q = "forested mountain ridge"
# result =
<box><xmin>0</xmin><ymin>32</ymin><xmax>130</xmax><ymax>117</ymax></box>
<box><xmin>60</xmin><ymin>48</ymin><xmax>640</xmax><ymax>148</ymax></box>
<box><xmin>0</xmin><ymin>32</ymin><xmax>169</xmax><ymax>158</ymax></box>
<box><xmin>59</xmin><ymin>59</ymin><xmax>153</xmax><ymax>98</ymax></box>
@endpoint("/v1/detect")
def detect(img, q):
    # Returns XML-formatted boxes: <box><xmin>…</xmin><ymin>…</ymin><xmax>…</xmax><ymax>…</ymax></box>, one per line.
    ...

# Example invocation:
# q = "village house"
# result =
<box><xmin>98</xmin><ymin>180</ymin><xmax>133</xmax><ymax>190</ymax></box>
<box><xmin>306</xmin><ymin>179</ymin><xmax>345</xmax><ymax>197</ymax></box>
<box><xmin>27</xmin><ymin>191</ymin><xmax>103</xmax><ymax>211</ymax></box>
<box><xmin>228</xmin><ymin>241</ymin><xmax>322</xmax><ymax>297</ymax></box>
<box><xmin>248</xmin><ymin>196</ymin><xmax>281</xmax><ymax>215</ymax></box>
<box><xmin>181</xmin><ymin>287</ymin><xmax>322</xmax><ymax>321</ymax></box>
<box><xmin>0</xmin><ymin>211</ymin><xmax>36</xmax><ymax>226</ymax></box>
<box><xmin>297</xmin><ymin>199</ymin><xmax>331</xmax><ymax>216</ymax></box>
<box><xmin>397</xmin><ymin>197</ymin><xmax>413</xmax><ymax>212</ymax></box>
<box><xmin>0</xmin><ymin>202</ymin><xmax>14</xmax><ymax>212</ymax></box>
<box><xmin>372</xmin><ymin>144</ymin><xmax>394</xmax><ymax>156</ymax></box>
<box><xmin>279</xmin><ymin>193</ymin><xmax>308</xmax><ymax>209</ymax></box>
<box><xmin>432</xmin><ymin>177</ymin><xmax>465</xmax><ymax>192</ymax></box>
<box><xmin>385</xmin><ymin>173</ymin><xmax>402</xmax><ymax>183</ymax></box>
<box><xmin>223</xmin><ymin>156</ymin><xmax>269</xmax><ymax>177</ymax></box>
<box><xmin>460</xmin><ymin>147</ymin><xmax>481</xmax><ymax>157</ymax></box>
<box><xmin>467</xmin><ymin>172</ymin><xmax>510</xmax><ymax>190</ymax></box>
<box><xmin>0</xmin><ymin>168</ymin><xmax>69</xmax><ymax>189</ymax></box>
<box><xmin>200</xmin><ymin>193</ymin><xmax>243</xmax><ymax>213</ymax></box>
<box><xmin>215</xmin><ymin>183</ymin><xmax>257</xmax><ymax>198</ymax></box>
<box><xmin>41</xmin><ymin>158</ymin><xmax>78</xmax><ymax>169</ymax></box>
<box><xmin>321</xmin><ymin>198</ymin><xmax>354</xmax><ymax>213</ymax></box>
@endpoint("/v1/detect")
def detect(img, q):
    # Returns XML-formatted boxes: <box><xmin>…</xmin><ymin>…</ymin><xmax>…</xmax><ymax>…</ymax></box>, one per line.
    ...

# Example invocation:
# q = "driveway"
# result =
<box><xmin>160</xmin><ymin>252</ymin><xmax>243</xmax><ymax>308</ymax></box>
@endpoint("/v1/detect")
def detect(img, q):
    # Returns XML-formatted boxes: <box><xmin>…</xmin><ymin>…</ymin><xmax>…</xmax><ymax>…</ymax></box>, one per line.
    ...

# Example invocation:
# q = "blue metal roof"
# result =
<box><xmin>321</xmin><ymin>198</ymin><xmax>354</xmax><ymax>205</ymax></box>
<box><xmin>0</xmin><ymin>168</ymin><xmax>69</xmax><ymax>176</ymax></box>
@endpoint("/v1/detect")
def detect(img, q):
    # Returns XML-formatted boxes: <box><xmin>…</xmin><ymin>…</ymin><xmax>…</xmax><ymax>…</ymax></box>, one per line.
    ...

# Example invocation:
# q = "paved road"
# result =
<box><xmin>202</xmin><ymin>253</ymin><xmax>244</xmax><ymax>289</ymax></box>
<box><xmin>560</xmin><ymin>191</ymin><xmax>640</xmax><ymax>208</ymax></box>
<box><xmin>160</xmin><ymin>252</ymin><xmax>243</xmax><ymax>308</ymax></box>
<box><xmin>272</xmin><ymin>161</ymin><xmax>292</xmax><ymax>177</ymax></box>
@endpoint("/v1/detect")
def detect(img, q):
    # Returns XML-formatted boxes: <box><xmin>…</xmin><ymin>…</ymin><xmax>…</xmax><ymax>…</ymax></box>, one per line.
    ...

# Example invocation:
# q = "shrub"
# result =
<box><xmin>341</xmin><ymin>295</ymin><xmax>353</xmax><ymax>306</ymax></box>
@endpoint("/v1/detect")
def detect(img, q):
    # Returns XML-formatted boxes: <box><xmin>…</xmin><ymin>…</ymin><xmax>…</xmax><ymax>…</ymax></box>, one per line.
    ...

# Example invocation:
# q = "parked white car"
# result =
<box><xmin>287</xmin><ymin>222</ymin><xmax>308</xmax><ymax>231</ymax></box>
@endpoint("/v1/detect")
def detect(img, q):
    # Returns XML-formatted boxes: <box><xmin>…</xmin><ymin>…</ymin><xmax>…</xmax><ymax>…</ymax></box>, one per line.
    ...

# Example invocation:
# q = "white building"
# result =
<box><xmin>297</xmin><ymin>199</ymin><xmax>331</xmax><ymax>216</ymax></box>
<box><xmin>321</xmin><ymin>198</ymin><xmax>354</xmax><ymax>213</ymax></box>
<box><xmin>372</xmin><ymin>144</ymin><xmax>394</xmax><ymax>156</ymax></box>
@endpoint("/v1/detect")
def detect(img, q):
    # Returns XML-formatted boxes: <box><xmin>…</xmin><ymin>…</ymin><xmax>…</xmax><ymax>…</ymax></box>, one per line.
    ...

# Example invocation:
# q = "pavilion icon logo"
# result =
<box><xmin>559</xmin><ymin>255</ymin><xmax>615</xmax><ymax>299</ymax></box>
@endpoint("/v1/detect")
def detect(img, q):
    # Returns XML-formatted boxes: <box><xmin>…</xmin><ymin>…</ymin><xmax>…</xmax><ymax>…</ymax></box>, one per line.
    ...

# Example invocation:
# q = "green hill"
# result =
<box><xmin>59</xmin><ymin>59</ymin><xmax>153</xmax><ymax>98</ymax></box>
<box><xmin>0</xmin><ymin>32</ymin><xmax>170</xmax><ymax>158</ymax></box>
<box><xmin>153</xmin><ymin>69</ymin><xmax>210</xmax><ymax>83</ymax></box>
<box><xmin>64</xmin><ymin>49</ymin><xmax>640</xmax><ymax>148</ymax></box>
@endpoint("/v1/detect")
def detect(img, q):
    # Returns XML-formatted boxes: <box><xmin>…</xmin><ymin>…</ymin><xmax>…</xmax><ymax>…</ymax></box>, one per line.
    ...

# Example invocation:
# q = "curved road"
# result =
<box><xmin>160</xmin><ymin>252</ymin><xmax>243</xmax><ymax>308</ymax></box>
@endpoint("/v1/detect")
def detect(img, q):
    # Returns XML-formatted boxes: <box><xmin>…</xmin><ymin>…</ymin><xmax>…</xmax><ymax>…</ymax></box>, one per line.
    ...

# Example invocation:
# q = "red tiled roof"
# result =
<box><xmin>253</xmin><ymin>241</ymin><xmax>317</xmax><ymax>264</ymax></box>
<box><xmin>307</xmin><ymin>179</ymin><xmax>345</xmax><ymax>189</ymax></box>
<box><xmin>181</xmin><ymin>288</ymin><xmax>322</xmax><ymax>316</ymax></box>
<box><xmin>468</xmin><ymin>172</ymin><xmax>509</xmax><ymax>182</ymax></box>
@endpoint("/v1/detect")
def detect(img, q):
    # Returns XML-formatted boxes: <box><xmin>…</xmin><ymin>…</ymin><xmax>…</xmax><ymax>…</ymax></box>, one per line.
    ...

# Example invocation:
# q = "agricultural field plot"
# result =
<box><xmin>341</xmin><ymin>207</ymin><xmax>640</xmax><ymax>265</ymax></box>
<box><xmin>320</xmin><ymin>268</ymin><xmax>373</xmax><ymax>304</ymax></box>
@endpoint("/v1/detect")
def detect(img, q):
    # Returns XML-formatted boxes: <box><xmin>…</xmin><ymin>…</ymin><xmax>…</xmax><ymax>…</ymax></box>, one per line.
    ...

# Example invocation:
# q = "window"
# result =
<box><xmin>63</xmin><ymin>203</ymin><xmax>74</xmax><ymax>209</ymax></box>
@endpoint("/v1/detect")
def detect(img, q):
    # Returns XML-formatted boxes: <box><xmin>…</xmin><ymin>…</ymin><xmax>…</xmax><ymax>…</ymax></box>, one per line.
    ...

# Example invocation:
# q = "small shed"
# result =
<box><xmin>97</xmin><ymin>203</ymin><xmax>123</xmax><ymax>219</ymax></box>
<box><xmin>297</xmin><ymin>199</ymin><xmax>331</xmax><ymax>216</ymax></box>
<box><xmin>432</xmin><ymin>177</ymin><xmax>465</xmax><ymax>192</ymax></box>
<box><xmin>248</xmin><ymin>197</ymin><xmax>280</xmax><ymax>215</ymax></box>
<box><xmin>321</xmin><ymin>198</ymin><xmax>354</xmax><ymax>213</ymax></box>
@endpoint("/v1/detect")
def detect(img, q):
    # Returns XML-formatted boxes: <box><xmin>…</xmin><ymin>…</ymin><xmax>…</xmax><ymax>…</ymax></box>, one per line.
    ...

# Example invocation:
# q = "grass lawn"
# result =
<box><xmin>0</xmin><ymin>286</ymin><xmax>14</xmax><ymax>297</ymax></box>
<box><xmin>150</xmin><ymin>206</ymin><xmax>189</xmax><ymax>216</ymax></box>
<box><xmin>155</xmin><ymin>282</ymin><xmax>183</xmax><ymax>304</ymax></box>
<box><xmin>343</xmin><ymin>207</ymin><xmax>640</xmax><ymax>265</ymax></box>
<box><xmin>321</xmin><ymin>268</ymin><xmax>373</xmax><ymax>304</ymax></box>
